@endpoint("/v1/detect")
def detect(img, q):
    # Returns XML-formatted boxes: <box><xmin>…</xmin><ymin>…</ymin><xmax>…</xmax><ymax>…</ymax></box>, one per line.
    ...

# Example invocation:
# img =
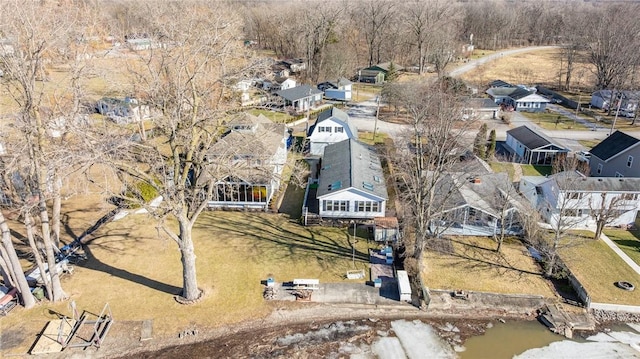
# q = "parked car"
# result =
<box><xmin>577</xmin><ymin>151</ymin><xmax>591</xmax><ymax>162</ymax></box>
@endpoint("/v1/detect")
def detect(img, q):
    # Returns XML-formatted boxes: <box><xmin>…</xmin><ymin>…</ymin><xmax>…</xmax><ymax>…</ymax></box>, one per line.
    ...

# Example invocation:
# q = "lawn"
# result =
<box><xmin>2</xmin><ymin>208</ymin><xmax>376</xmax><ymax>354</ymax></box>
<box><xmin>520</xmin><ymin>164</ymin><xmax>552</xmax><ymax>176</ymax></box>
<box><xmin>352</xmin><ymin>83</ymin><xmax>381</xmax><ymax>102</ymax></box>
<box><xmin>489</xmin><ymin>162</ymin><xmax>516</xmax><ymax>180</ymax></box>
<box><xmin>421</xmin><ymin>236</ymin><xmax>554</xmax><ymax>296</ymax></box>
<box><xmin>520</xmin><ymin>111</ymin><xmax>590</xmax><ymax>131</ymax></box>
<box><xmin>559</xmin><ymin>237</ymin><xmax>640</xmax><ymax>305</ymax></box>
<box><xmin>247</xmin><ymin>108</ymin><xmax>295</xmax><ymax>123</ymax></box>
<box><xmin>604</xmin><ymin>228</ymin><xmax>640</xmax><ymax>266</ymax></box>
<box><xmin>578</xmin><ymin>139</ymin><xmax>601</xmax><ymax>149</ymax></box>
<box><xmin>358</xmin><ymin>131</ymin><xmax>388</xmax><ymax>145</ymax></box>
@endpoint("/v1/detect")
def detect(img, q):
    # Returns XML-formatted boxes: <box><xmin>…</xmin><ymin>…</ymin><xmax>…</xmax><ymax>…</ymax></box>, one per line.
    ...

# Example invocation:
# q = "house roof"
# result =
<box><xmin>592</xmin><ymin>90</ymin><xmax>640</xmax><ymax>101</ymax></box>
<box><xmin>308</xmin><ymin>107</ymin><xmax>358</xmax><ymax>139</ymax></box>
<box><xmin>488</xmin><ymin>79</ymin><xmax>512</xmax><ymax>88</ymax></box>
<box><xmin>464</xmin><ymin>98</ymin><xmax>499</xmax><ymax>110</ymax></box>
<box><xmin>589</xmin><ymin>131</ymin><xmax>640</xmax><ymax>162</ymax></box>
<box><xmin>275</xmin><ymin>85</ymin><xmax>322</xmax><ymax>102</ymax></box>
<box><xmin>550</xmin><ymin>171</ymin><xmax>640</xmax><ymax>192</ymax></box>
<box><xmin>367</xmin><ymin>62</ymin><xmax>404</xmax><ymax>73</ymax></box>
<box><xmin>506</xmin><ymin>126</ymin><xmax>566</xmax><ymax>151</ymax></box>
<box><xmin>207</xmin><ymin>114</ymin><xmax>285</xmax><ymax>183</ymax></box>
<box><xmin>317</xmin><ymin>139</ymin><xmax>388</xmax><ymax>200</ymax></box>
<box><xmin>318</xmin><ymin>77</ymin><xmax>353</xmax><ymax>90</ymax></box>
<box><xmin>433</xmin><ymin>172</ymin><xmax>519</xmax><ymax>218</ymax></box>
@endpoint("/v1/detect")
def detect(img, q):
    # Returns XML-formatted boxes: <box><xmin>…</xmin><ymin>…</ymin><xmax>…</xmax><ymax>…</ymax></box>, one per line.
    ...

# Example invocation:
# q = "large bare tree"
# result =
<box><xmin>95</xmin><ymin>1</ymin><xmax>251</xmax><ymax>302</ymax></box>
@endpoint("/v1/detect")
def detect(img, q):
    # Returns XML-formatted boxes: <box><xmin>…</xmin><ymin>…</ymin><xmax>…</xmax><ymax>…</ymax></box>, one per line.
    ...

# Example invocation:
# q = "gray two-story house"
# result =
<box><xmin>589</xmin><ymin>131</ymin><xmax>640</xmax><ymax>178</ymax></box>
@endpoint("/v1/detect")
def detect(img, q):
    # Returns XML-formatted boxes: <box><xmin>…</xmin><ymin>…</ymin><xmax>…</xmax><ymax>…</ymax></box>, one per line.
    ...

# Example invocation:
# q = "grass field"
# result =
<box><xmin>605</xmin><ymin>228</ymin><xmax>640</xmax><ymax>266</ymax></box>
<box><xmin>421</xmin><ymin>236</ymin><xmax>554</xmax><ymax>296</ymax></box>
<box><xmin>358</xmin><ymin>131</ymin><xmax>388</xmax><ymax>145</ymax></box>
<box><xmin>248</xmin><ymin>108</ymin><xmax>294</xmax><ymax>123</ymax></box>
<box><xmin>520</xmin><ymin>164</ymin><xmax>552</xmax><ymax>176</ymax></box>
<box><xmin>520</xmin><ymin>111</ymin><xmax>590</xmax><ymax>131</ymax></box>
<box><xmin>489</xmin><ymin>162</ymin><xmax>516</xmax><ymax>180</ymax></box>
<box><xmin>560</xmin><ymin>237</ymin><xmax>640</xmax><ymax>305</ymax></box>
<box><xmin>3</xmin><ymin>208</ymin><xmax>376</xmax><ymax>354</ymax></box>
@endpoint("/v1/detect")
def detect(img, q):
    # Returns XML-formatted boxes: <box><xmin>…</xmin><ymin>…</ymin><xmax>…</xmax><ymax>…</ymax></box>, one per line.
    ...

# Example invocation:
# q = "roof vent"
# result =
<box><xmin>619</xmin><ymin>178</ymin><xmax>624</xmax><ymax>181</ymax></box>
<box><xmin>598</xmin><ymin>178</ymin><xmax>603</xmax><ymax>181</ymax></box>
<box><xmin>472</xmin><ymin>177</ymin><xmax>481</xmax><ymax>184</ymax></box>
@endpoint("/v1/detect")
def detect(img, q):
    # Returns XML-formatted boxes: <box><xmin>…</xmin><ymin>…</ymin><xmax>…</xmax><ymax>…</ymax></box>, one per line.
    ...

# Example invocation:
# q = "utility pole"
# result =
<box><xmin>610</xmin><ymin>92</ymin><xmax>623</xmax><ymax>135</ymax></box>
<box><xmin>574</xmin><ymin>94</ymin><xmax>581</xmax><ymax>126</ymax></box>
<box><xmin>373</xmin><ymin>96</ymin><xmax>380</xmax><ymax>143</ymax></box>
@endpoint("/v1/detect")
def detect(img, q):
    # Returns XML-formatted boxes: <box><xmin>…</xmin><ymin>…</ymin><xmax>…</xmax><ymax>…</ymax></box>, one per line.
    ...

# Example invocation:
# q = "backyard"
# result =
<box><xmin>1</xmin><ymin>205</ymin><xmax>375</xmax><ymax>356</ymax></box>
<box><xmin>520</xmin><ymin>111</ymin><xmax>590</xmax><ymax>131</ymax></box>
<box><xmin>421</xmin><ymin>236</ymin><xmax>554</xmax><ymax>297</ymax></box>
<box><xmin>604</xmin><ymin>228</ymin><xmax>640</xmax><ymax>266</ymax></box>
<box><xmin>559</xmin><ymin>236</ymin><xmax>640</xmax><ymax>306</ymax></box>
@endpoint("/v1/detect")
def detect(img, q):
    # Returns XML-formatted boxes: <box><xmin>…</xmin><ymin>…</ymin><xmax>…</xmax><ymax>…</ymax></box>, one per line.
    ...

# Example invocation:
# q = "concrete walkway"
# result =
<box><xmin>599</xmin><ymin>232</ymin><xmax>640</xmax><ymax>276</ymax></box>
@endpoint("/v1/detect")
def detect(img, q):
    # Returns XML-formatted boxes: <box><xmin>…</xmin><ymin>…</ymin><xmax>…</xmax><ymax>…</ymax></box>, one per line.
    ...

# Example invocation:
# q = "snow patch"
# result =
<box><xmin>391</xmin><ymin>320</ymin><xmax>456</xmax><ymax>359</ymax></box>
<box><xmin>515</xmin><ymin>341</ymin><xmax>640</xmax><ymax>358</ymax></box>
<box><xmin>372</xmin><ymin>337</ymin><xmax>407</xmax><ymax>359</ymax></box>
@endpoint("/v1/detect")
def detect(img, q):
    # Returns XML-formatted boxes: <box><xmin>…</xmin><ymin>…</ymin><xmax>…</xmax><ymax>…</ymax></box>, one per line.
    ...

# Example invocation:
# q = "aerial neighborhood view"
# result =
<box><xmin>3</xmin><ymin>0</ymin><xmax>640</xmax><ymax>358</ymax></box>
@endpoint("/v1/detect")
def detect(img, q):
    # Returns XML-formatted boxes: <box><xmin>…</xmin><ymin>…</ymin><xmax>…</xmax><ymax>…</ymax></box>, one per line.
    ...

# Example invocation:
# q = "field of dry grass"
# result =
<box><xmin>560</xmin><ymin>238</ymin><xmax>640</xmax><ymax>306</ymax></box>
<box><xmin>421</xmin><ymin>236</ymin><xmax>554</xmax><ymax>297</ymax></box>
<box><xmin>459</xmin><ymin>49</ymin><xmax>594</xmax><ymax>89</ymax></box>
<box><xmin>2</xmin><ymin>204</ymin><xmax>375</xmax><ymax>355</ymax></box>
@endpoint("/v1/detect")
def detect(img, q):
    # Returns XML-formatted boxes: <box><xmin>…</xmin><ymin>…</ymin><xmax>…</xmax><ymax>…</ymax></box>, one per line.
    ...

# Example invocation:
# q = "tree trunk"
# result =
<box><xmin>52</xmin><ymin>174</ymin><xmax>62</xmax><ymax>248</ymax></box>
<box><xmin>0</xmin><ymin>211</ymin><xmax>36</xmax><ymax>308</ymax></box>
<box><xmin>25</xmin><ymin>211</ymin><xmax>52</xmax><ymax>300</ymax></box>
<box><xmin>178</xmin><ymin>218</ymin><xmax>200</xmax><ymax>301</ymax></box>
<box><xmin>39</xmin><ymin>199</ymin><xmax>66</xmax><ymax>301</ymax></box>
<box><xmin>594</xmin><ymin>221</ymin><xmax>605</xmax><ymax>240</ymax></box>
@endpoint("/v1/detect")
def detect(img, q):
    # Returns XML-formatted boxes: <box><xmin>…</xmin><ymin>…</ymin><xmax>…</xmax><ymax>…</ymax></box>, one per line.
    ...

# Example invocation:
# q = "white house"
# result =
<box><xmin>486</xmin><ymin>80</ymin><xmax>550</xmax><ymax>112</ymax></box>
<box><xmin>263</xmin><ymin>78</ymin><xmax>296</xmax><ymax>92</ymax></box>
<box><xmin>590</xmin><ymin>90</ymin><xmax>639</xmax><ymax>112</ymax></box>
<box><xmin>307</xmin><ymin>107</ymin><xmax>358</xmax><ymax>156</ymax></box>
<box><xmin>206</xmin><ymin>113</ymin><xmax>289</xmax><ymax>210</ymax></box>
<box><xmin>519</xmin><ymin>172</ymin><xmax>640</xmax><ymax>229</ymax></box>
<box><xmin>317</xmin><ymin>139</ymin><xmax>387</xmax><ymax>219</ymax></box>
<box><xmin>275</xmin><ymin>85</ymin><xmax>323</xmax><ymax>113</ymax></box>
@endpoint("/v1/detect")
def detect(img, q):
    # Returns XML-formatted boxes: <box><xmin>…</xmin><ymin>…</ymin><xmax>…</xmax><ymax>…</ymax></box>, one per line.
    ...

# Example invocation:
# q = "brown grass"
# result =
<box><xmin>2</xmin><ymin>203</ymin><xmax>375</xmax><ymax>354</ymax></box>
<box><xmin>459</xmin><ymin>49</ymin><xmax>594</xmax><ymax>89</ymax></box>
<box><xmin>560</xmin><ymin>238</ymin><xmax>640</xmax><ymax>305</ymax></box>
<box><xmin>421</xmin><ymin>236</ymin><xmax>554</xmax><ymax>296</ymax></box>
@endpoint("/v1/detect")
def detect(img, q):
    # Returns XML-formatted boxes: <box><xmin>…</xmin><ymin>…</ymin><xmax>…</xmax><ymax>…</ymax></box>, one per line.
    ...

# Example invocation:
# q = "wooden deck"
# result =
<box><xmin>30</xmin><ymin>319</ymin><xmax>77</xmax><ymax>355</ymax></box>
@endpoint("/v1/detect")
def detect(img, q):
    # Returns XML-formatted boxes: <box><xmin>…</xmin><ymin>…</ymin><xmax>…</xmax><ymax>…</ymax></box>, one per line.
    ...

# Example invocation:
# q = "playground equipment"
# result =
<box><xmin>30</xmin><ymin>302</ymin><xmax>113</xmax><ymax>355</ymax></box>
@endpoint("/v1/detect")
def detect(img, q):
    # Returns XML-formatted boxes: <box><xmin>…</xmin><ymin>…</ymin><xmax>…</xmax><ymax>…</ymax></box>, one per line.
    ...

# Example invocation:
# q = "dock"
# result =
<box><xmin>538</xmin><ymin>303</ymin><xmax>595</xmax><ymax>338</ymax></box>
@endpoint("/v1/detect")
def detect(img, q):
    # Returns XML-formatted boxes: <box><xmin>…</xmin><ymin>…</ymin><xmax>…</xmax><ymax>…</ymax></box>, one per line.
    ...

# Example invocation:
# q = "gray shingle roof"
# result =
<box><xmin>317</xmin><ymin>139</ymin><xmax>387</xmax><ymax>200</ymax></box>
<box><xmin>489</xmin><ymin>79</ymin><xmax>512</xmax><ymax>88</ymax></box>
<box><xmin>507</xmin><ymin>126</ymin><xmax>564</xmax><ymax>150</ymax></box>
<box><xmin>590</xmin><ymin>131</ymin><xmax>640</xmax><ymax>162</ymax></box>
<box><xmin>275</xmin><ymin>85</ymin><xmax>323</xmax><ymax>102</ymax></box>
<box><xmin>308</xmin><ymin>107</ymin><xmax>358</xmax><ymax>139</ymax></box>
<box><xmin>551</xmin><ymin>171</ymin><xmax>640</xmax><ymax>192</ymax></box>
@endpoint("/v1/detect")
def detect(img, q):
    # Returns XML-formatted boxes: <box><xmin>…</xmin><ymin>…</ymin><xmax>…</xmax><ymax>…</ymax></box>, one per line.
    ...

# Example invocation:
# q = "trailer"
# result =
<box><xmin>396</xmin><ymin>270</ymin><xmax>412</xmax><ymax>302</ymax></box>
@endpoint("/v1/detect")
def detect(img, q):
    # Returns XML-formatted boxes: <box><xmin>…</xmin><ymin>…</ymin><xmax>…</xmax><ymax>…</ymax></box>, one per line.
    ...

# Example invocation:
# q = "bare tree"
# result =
<box><xmin>390</xmin><ymin>81</ymin><xmax>469</xmax><ymax>263</ymax></box>
<box><xmin>355</xmin><ymin>0</ymin><xmax>396</xmax><ymax>67</ymax></box>
<box><xmin>94</xmin><ymin>1</ymin><xmax>251</xmax><ymax>303</ymax></box>
<box><xmin>589</xmin><ymin>192</ymin><xmax>634</xmax><ymax>241</ymax></box>
<box><xmin>0</xmin><ymin>1</ymin><xmax>97</xmax><ymax>302</ymax></box>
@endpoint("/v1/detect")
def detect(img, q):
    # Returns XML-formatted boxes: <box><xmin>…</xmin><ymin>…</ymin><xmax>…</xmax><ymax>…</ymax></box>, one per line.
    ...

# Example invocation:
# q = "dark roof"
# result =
<box><xmin>550</xmin><ymin>171</ymin><xmax>640</xmax><ymax>192</ymax></box>
<box><xmin>509</xmin><ymin>87</ymin><xmax>534</xmax><ymax>100</ymax></box>
<box><xmin>506</xmin><ymin>126</ymin><xmax>565</xmax><ymax>150</ymax></box>
<box><xmin>275</xmin><ymin>85</ymin><xmax>322</xmax><ymax>102</ymax></box>
<box><xmin>317</xmin><ymin>139</ymin><xmax>387</xmax><ymax>200</ymax></box>
<box><xmin>590</xmin><ymin>131</ymin><xmax>640</xmax><ymax>162</ymax></box>
<box><xmin>489</xmin><ymin>80</ymin><xmax>512</xmax><ymax>88</ymax></box>
<box><xmin>464</xmin><ymin>98</ymin><xmax>499</xmax><ymax>109</ymax></box>
<box><xmin>367</xmin><ymin>62</ymin><xmax>404</xmax><ymax>73</ymax></box>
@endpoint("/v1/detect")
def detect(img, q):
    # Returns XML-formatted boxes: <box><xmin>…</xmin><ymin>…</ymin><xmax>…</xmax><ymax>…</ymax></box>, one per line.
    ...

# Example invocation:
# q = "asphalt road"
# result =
<box><xmin>346</xmin><ymin>46</ymin><xmax>640</xmax><ymax>152</ymax></box>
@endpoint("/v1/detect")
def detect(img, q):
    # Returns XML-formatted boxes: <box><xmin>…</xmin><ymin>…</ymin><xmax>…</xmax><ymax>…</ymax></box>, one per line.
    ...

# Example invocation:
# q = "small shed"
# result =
<box><xmin>373</xmin><ymin>217</ymin><xmax>399</xmax><ymax>242</ymax></box>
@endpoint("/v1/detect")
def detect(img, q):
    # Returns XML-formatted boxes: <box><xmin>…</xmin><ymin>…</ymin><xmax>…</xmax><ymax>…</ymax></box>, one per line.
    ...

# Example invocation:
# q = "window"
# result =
<box><xmin>622</xmin><ymin>193</ymin><xmax>639</xmax><ymax>201</ymax></box>
<box><xmin>615</xmin><ymin>172</ymin><xmax>624</xmax><ymax>178</ymax></box>
<box><xmin>335</xmin><ymin>127</ymin><xmax>344</xmax><ymax>133</ymax></box>
<box><xmin>355</xmin><ymin>201</ymin><xmax>380</xmax><ymax>212</ymax></box>
<box><xmin>567</xmin><ymin>192</ymin><xmax>583</xmax><ymax>200</ymax></box>
<box><xmin>628</xmin><ymin>156</ymin><xmax>634</xmax><ymax>167</ymax></box>
<box><xmin>324</xmin><ymin>200</ymin><xmax>349</xmax><ymax>212</ymax></box>
<box><xmin>318</xmin><ymin>126</ymin><xmax>332</xmax><ymax>133</ymax></box>
<box><xmin>597</xmin><ymin>163</ymin><xmax>603</xmax><ymax>174</ymax></box>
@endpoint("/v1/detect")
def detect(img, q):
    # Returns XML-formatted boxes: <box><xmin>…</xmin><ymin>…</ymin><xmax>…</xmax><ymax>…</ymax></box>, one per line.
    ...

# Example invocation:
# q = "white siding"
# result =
<box><xmin>318</xmin><ymin>188</ymin><xmax>386</xmax><ymax>219</ymax></box>
<box><xmin>309</xmin><ymin>118</ymin><xmax>353</xmax><ymax>156</ymax></box>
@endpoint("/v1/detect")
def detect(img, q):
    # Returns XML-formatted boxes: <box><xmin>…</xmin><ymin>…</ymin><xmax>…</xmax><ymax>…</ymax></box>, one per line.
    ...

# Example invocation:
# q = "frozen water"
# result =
<box><xmin>391</xmin><ymin>320</ymin><xmax>456</xmax><ymax>359</ymax></box>
<box><xmin>372</xmin><ymin>337</ymin><xmax>407</xmax><ymax>359</ymax></box>
<box><xmin>515</xmin><ymin>340</ymin><xmax>640</xmax><ymax>358</ymax></box>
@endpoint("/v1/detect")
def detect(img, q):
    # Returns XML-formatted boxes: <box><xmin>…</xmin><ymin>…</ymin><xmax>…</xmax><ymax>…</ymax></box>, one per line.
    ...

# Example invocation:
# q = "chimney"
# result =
<box><xmin>473</xmin><ymin>177</ymin><xmax>481</xmax><ymax>184</ymax></box>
